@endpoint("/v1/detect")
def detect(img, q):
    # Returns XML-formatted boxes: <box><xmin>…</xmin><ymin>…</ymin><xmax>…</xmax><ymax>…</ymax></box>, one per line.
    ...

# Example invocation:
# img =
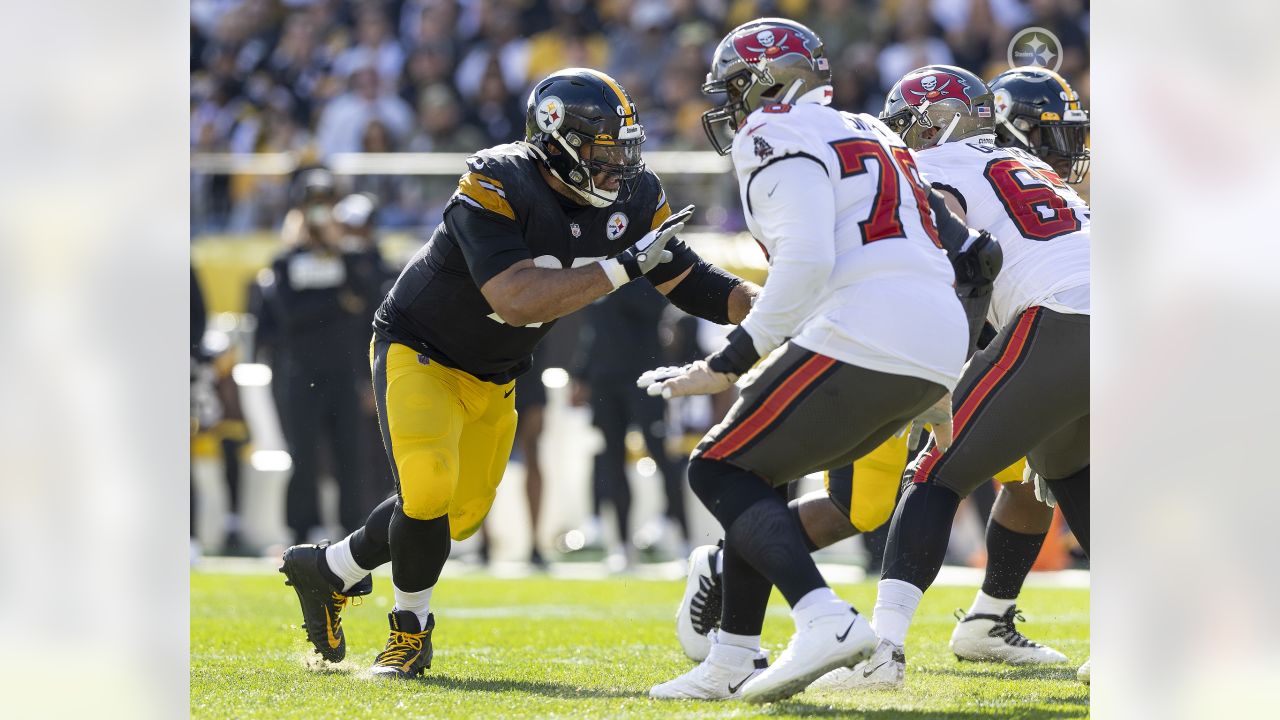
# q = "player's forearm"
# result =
<box><xmin>487</xmin><ymin>263</ymin><xmax>614</xmax><ymax>327</ymax></box>
<box><xmin>727</xmin><ymin>281</ymin><xmax>760</xmax><ymax>325</ymax></box>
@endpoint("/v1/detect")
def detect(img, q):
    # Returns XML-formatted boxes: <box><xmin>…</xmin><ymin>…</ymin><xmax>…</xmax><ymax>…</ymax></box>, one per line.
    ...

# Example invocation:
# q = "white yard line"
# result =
<box><xmin>195</xmin><ymin>556</ymin><xmax>1089</xmax><ymax>589</ymax></box>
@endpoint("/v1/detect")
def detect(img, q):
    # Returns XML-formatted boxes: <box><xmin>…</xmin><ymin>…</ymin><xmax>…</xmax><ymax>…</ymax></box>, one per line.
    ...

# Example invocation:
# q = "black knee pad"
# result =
<box><xmin>687</xmin><ymin>456</ymin><xmax>775</xmax><ymax>529</ymax></box>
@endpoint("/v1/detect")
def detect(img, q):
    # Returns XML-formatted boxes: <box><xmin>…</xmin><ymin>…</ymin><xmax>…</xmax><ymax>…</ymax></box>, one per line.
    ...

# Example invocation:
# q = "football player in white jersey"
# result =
<box><xmin>822</xmin><ymin>64</ymin><xmax>1091</xmax><ymax>691</ymax></box>
<box><xmin>639</xmin><ymin>19</ymin><xmax>987</xmax><ymax>704</ymax></box>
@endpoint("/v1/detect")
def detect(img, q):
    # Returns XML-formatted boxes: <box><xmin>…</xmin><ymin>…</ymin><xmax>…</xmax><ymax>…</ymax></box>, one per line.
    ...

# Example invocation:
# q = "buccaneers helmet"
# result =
<box><xmin>524</xmin><ymin>68</ymin><xmax>645</xmax><ymax>208</ymax></box>
<box><xmin>700</xmin><ymin>18</ymin><xmax>832</xmax><ymax>155</ymax></box>
<box><xmin>988</xmin><ymin>67</ymin><xmax>1090</xmax><ymax>184</ymax></box>
<box><xmin>880</xmin><ymin>65</ymin><xmax>994</xmax><ymax>150</ymax></box>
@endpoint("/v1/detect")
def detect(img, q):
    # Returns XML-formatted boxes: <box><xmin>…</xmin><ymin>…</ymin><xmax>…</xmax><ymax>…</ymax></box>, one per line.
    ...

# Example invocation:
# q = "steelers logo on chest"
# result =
<box><xmin>606</xmin><ymin>212</ymin><xmax>629</xmax><ymax>241</ymax></box>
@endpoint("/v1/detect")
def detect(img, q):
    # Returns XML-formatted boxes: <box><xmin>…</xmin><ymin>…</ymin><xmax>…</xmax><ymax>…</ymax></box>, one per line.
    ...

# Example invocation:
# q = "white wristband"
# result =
<box><xmin>598</xmin><ymin>258</ymin><xmax>630</xmax><ymax>290</ymax></box>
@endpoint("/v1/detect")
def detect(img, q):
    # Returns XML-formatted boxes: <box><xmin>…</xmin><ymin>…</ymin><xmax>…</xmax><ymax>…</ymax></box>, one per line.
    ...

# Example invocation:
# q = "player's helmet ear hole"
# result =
<box><xmin>762</xmin><ymin>84</ymin><xmax>784</xmax><ymax>99</ymax></box>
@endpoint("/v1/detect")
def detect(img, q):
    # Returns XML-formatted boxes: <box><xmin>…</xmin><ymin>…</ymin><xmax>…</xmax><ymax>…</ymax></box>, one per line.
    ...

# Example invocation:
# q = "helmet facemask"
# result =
<box><xmin>997</xmin><ymin>109</ymin><xmax>1090</xmax><ymax>184</ymax></box>
<box><xmin>541</xmin><ymin>122</ymin><xmax>645</xmax><ymax>208</ymax></box>
<box><xmin>701</xmin><ymin>66</ymin><xmax>782</xmax><ymax>155</ymax></box>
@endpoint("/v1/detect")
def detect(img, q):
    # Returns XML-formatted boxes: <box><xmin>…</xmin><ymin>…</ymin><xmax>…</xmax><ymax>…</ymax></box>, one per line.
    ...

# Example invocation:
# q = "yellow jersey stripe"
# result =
<box><xmin>585</xmin><ymin>69</ymin><xmax>634</xmax><ymax>126</ymax></box>
<box><xmin>650</xmin><ymin>201</ymin><xmax>672</xmax><ymax>230</ymax></box>
<box><xmin>457</xmin><ymin>172</ymin><xmax>515</xmax><ymax>220</ymax></box>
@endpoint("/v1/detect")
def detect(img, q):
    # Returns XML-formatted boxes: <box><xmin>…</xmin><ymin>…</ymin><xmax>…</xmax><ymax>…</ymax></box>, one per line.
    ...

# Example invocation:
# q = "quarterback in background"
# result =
<box><xmin>642</xmin><ymin>19</ymin><xmax>986</xmax><ymax>704</ymax></box>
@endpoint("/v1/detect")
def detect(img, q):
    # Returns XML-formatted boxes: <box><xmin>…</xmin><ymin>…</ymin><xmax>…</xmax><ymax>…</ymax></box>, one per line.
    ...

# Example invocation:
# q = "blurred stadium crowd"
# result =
<box><xmin>190</xmin><ymin>0</ymin><xmax>1088</xmax><ymax>569</ymax></box>
<box><xmin>191</xmin><ymin>0</ymin><xmax>1088</xmax><ymax>234</ymax></box>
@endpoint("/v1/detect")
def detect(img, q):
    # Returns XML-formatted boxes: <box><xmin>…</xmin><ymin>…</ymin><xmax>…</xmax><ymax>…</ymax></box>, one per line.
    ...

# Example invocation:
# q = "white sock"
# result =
<box><xmin>716</xmin><ymin>629</ymin><xmax>761</xmax><ymax>652</ymax></box>
<box><xmin>714</xmin><ymin>546</ymin><xmax>724</xmax><ymax>576</ymax></box>
<box><xmin>968</xmin><ymin>589</ymin><xmax>1015</xmax><ymax>617</ymax></box>
<box><xmin>871</xmin><ymin>579</ymin><xmax>923</xmax><ymax>647</ymax></box>
<box><xmin>325</xmin><ymin>536</ymin><xmax>370</xmax><ymax>592</ymax></box>
<box><xmin>393</xmin><ymin>584</ymin><xmax>434</xmax><ymax>631</ymax></box>
<box><xmin>791</xmin><ymin>587</ymin><xmax>846</xmax><ymax>627</ymax></box>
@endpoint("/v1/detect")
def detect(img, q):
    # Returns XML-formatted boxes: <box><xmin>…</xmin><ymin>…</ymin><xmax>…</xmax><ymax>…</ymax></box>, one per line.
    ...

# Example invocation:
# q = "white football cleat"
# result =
<box><xmin>949</xmin><ymin>606</ymin><xmax>1068</xmax><ymax>664</ymax></box>
<box><xmin>1077</xmin><ymin>658</ymin><xmax>1090</xmax><ymax>684</ymax></box>
<box><xmin>675</xmin><ymin>543</ymin><xmax>722</xmax><ymax>662</ymax></box>
<box><xmin>649</xmin><ymin>632</ymin><xmax>768</xmax><ymax>700</ymax></box>
<box><xmin>810</xmin><ymin>638</ymin><xmax>906</xmax><ymax>691</ymax></box>
<box><xmin>740</xmin><ymin>605</ymin><xmax>876</xmax><ymax>704</ymax></box>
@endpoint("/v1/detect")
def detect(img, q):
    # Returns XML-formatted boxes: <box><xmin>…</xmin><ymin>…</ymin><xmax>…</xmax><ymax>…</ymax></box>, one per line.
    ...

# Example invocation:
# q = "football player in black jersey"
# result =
<box><xmin>279</xmin><ymin>68</ymin><xmax>759</xmax><ymax>677</ymax></box>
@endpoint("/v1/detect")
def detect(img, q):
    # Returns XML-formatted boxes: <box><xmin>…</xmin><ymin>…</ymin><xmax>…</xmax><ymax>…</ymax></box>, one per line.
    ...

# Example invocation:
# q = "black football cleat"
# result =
<box><xmin>280</xmin><ymin>542</ymin><xmax>372</xmax><ymax>663</ymax></box>
<box><xmin>370</xmin><ymin>610</ymin><xmax>435</xmax><ymax>678</ymax></box>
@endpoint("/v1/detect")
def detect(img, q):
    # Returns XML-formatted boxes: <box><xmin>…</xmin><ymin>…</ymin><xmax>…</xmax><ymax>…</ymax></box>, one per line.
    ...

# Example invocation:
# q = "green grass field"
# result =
<box><xmin>191</xmin><ymin>568</ymin><xmax>1088</xmax><ymax>719</ymax></box>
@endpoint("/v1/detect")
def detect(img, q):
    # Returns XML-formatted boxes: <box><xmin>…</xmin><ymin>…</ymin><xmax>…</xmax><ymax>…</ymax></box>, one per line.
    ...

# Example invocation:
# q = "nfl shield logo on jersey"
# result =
<box><xmin>570</xmin><ymin>222</ymin><xmax>582</xmax><ymax>238</ymax></box>
<box><xmin>606</xmin><ymin>212</ymin><xmax>629</xmax><ymax>240</ymax></box>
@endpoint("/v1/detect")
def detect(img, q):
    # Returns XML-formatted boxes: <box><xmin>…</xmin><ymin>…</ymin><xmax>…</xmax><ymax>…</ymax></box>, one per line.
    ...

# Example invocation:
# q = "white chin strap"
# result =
<box><xmin>997</xmin><ymin>117</ymin><xmax>1031</xmax><ymax>149</ymax></box>
<box><xmin>576</xmin><ymin>185</ymin><xmax>617</xmax><ymax>208</ymax></box>
<box><xmin>934</xmin><ymin>112</ymin><xmax>962</xmax><ymax>146</ymax></box>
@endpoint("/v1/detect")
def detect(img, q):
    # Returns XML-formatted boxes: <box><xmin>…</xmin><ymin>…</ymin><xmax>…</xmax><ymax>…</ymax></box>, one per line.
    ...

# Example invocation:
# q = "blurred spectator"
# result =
<box><xmin>315</xmin><ymin>62</ymin><xmax>415</xmax><ymax>158</ymax></box>
<box><xmin>572</xmin><ymin>283</ymin><xmax>687</xmax><ymax>567</ymax></box>
<box><xmin>525</xmin><ymin>0</ymin><xmax>609</xmax><ymax>83</ymax></box>
<box><xmin>877</xmin><ymin>0</ymin><xmax>955</xmax><ymax>91</ymax></box>
<box><xmin>331</xmin><ymin>192</ymin><xmax>399</xmax><ymax>513</ymax></box>
<box><xmin>398</xmin><ymin>42</ymin><xmax>457</xmax><ymax>108</ymax></box>
<box><xmin>454</xmin><ymin>4</ymin><xmax>529</xmax><ymax>101</ymax></box>
<box><xmin>333</xmin><ymin>4</ymin><xmax>406</xmax><ymax>92</ymax></box>
<box><xmin>514</xmin><ymin>344</ymin><xmax>551</xmax><ymax>568</ymax></box>
<box><xmin>804</xmin><ymin>0</ymin><xmax>875</xmax><ymax>55</ymax></box>
<box><xmin>258</xmin><ymin>169</ymin><xmax>379</xmax><ymax>542</ymax></box>
<box><xmin>401</xmin><ymin>0</ymin><xmax>463</xmax><ymax>55</ymax></box>
<box><xmin>468</xmin><ymin>58</ymin><xmax>526</xmax><ymax>144</ymax></box>
<box><xmin>190</xmin><ymin>0</ymin><xmax>1089</xmax><ymax>236</ymax></box>
<box><xmin>350</xmin><ymin>118</ymin><xmax>404</xmax><ymax>218</ymax></box>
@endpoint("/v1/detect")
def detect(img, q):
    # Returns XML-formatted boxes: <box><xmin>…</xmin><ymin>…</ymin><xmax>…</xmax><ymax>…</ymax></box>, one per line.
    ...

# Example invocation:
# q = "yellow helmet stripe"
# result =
<box><xmin>1046</xmin><ymin>69</ymin><xmax>1080</xmax><ymax>111</ymax></box>
<box><xmin>584</xmin><ymin>69</ymin><xmax>635</xmax><ymax>126</ymax></box>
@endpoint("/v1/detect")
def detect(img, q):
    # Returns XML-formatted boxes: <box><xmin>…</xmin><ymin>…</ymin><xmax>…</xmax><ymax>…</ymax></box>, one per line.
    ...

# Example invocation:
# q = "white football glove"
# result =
<box><xmin>637</xmin><ymin>360</ymin><xmax>737</xmax><ymax>399</ymax></box>
<box><xmin>598</xmin><ymin>204</ymin><xmax>694</xmax><ymax>288</ymax></box>
<box><xmin>1022</xmin><ymin>465</ymin><xmax>1056</xmax><ymax>508</ymax></box>
<box><xmin>902</xmin><ymin>392</ymin><xmax>953</xmax><ymax>452</ymax></box>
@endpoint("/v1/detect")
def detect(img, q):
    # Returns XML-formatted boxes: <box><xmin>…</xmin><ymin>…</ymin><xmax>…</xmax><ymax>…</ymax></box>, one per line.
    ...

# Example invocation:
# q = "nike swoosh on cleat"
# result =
<box><xmin>835</xmin><ymin>619</ymin><xmax>857</xmax><ymax>643</ymax></box>
<box><xmin>727</xmin><ymin>672</ymin><xmax>754</xmax><ymax>694</ymax></box>
<box><xmin>861</xmin><ymin>661</ymin><xmax>888</xmax><ymax>678</ymax></box>
<box><xmin>324</xmin><ymin>608</ymin><xmax>341</xmax><ymax>649</ymax></box>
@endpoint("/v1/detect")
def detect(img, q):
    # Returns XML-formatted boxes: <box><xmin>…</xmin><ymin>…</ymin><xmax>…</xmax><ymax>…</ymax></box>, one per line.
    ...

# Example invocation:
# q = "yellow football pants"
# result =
<box><xmin>825</xmin><ymin>432</ymin><xmax>1028</xmax><ymax>533</ymax></box>
<box><xmin>372</xmin><ymin>341</ymin><xmax>518</xmax><ymax>541</ymax></box>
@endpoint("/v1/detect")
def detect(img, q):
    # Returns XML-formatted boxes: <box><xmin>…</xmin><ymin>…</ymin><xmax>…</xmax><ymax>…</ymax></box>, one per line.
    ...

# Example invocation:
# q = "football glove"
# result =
<box><xmin>599</xmin><ymin>205</ymin><xmax>694</xmax><ymax>289</ymax></box>
<box><xmin>1022</xmin><ymin>465</ymin><xmax>1056</xmax><ymax>508</ymax></box>
<box><xmin>638</xmin><ymin>360</ymin><xmax>737</xmax><ymax>399</ymax></box>
<box><xmin>903</xmin><ymin>392</ymin><xmax>954</xmax><ymax>452</ymax></box>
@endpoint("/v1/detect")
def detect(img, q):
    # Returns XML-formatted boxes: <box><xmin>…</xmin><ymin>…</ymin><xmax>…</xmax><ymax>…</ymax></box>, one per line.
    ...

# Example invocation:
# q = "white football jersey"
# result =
<box><xmin>729</xmin><ymin>101</ymin><xmax>968</xmax><ymax>390</ymax></box>
<box><xmin>914</xmin><ymin>136</ymin><xmax>1090</xmax><ymax>330</ymax></box>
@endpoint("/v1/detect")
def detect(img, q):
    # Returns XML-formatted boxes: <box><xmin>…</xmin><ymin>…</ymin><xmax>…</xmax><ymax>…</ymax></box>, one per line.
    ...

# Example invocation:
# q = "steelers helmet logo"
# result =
<box><xmin>606</xmin><ymin>212</ymin><xmax>629</xmax><ymax>240</ymax></box>
<box><xmin>536</xmin><ymin>95</ymin><xmax>565</xmax><ymax>133</ymax></box>
<box><xmin>993</xmin><ymin>88</ymin><xmax>1013</xmax><ymax>119</ymax></box>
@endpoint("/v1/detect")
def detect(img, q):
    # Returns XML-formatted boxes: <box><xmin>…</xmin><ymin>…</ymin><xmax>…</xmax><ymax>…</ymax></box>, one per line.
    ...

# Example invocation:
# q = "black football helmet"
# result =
<box><xmin>988</xmin><ymin>67</ymin><xmax>1090</xmax><ymax>183</ymax></box>
<box><xmin>524</xmin><ymin>68</ymin><xmax>645</xmax><ymax>208</ymax></box>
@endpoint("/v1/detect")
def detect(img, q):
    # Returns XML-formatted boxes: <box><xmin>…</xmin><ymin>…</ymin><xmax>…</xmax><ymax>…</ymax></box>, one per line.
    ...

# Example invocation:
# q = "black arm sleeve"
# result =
<box><xmin>444</xmin><ymin>203</ymin><xmax>531</xmax><ymax>288</ymax></box>
<box><xmin>927</xmin><ymin>186</ymin><xmax>1003</xmax><ymax>354</ymax></box>
<box><xmin>660</xmin><ymin>255</ymin><xmax>744</xmax><ymax>325</ymax></box>
<box><xmin>643</xmin><ymin>234</ymin><xmax>699</xmax><ymax>286</ymax></box>
<box><xmin>927</xmin><ymin>186</ymin><xmax>971</xmax><ymax>260</ymax></box>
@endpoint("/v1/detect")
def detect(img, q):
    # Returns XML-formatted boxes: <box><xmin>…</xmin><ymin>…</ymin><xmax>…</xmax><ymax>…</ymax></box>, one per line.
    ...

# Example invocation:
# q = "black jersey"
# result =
<box><xmin>374</xmin><ymin>142</ymin><xmax>687</xmax><ymax>384</ymax></box>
